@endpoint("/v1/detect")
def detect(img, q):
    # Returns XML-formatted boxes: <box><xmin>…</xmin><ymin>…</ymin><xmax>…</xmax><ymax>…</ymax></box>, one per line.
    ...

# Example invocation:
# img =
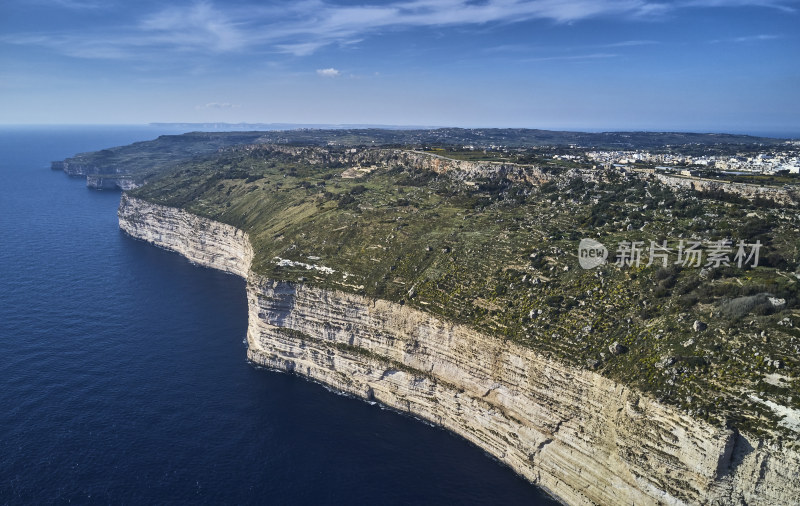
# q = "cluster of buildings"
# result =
<box><xmin>585</xmin><ymin>149</ymin><xmax>800</xmax><ymax>174</ymax></box>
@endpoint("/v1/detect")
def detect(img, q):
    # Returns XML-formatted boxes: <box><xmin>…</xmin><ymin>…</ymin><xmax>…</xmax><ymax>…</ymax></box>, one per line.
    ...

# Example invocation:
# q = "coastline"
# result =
<box><xmin>118</xmin><ymin>193</ymin><xmax>800</xmax><ymax>506</ymax></box>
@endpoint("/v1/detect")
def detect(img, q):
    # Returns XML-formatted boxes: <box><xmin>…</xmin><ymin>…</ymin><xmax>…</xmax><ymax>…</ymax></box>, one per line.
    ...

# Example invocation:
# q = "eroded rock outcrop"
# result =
<box><xmin>118</xmin><ymin>195</ymin><xmax>800</xmax><ymax>505</ymax></box>
<box><xmin>223</xmin><ymin>144</ymin><xmax>553</xmax><ymax>186</ymax></box>
<box><xmin>87</xmin><ymin>176</ymin><xmax>139</xmax><ymax>190</ymax></box>
<box><xmin>655</xmin><ymin>173</ymin><xmax>799</xmax><ymax>206</ymax></box>
<box><xmin>52</xmin><ymin>161</ymin><xmax>141</xmax><ymax>190</ymax></box>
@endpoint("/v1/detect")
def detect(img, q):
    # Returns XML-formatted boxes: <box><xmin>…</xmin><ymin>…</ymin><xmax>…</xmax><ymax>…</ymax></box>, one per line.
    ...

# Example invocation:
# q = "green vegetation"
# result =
<box><xmin>55</xmin><ymin>131</ymin><xmax>268</xmax><ymax>181</ymax></box>
<box><xmin>111</xmin><ymin>139</ymin><xmax>800</xmax><ymax>441</ymax></box>
<box><xmin>54</xmin><ymin>128</ymin><xmax>792</xmax><ymax>183</ymax></box>
<box><xmin>719</xmin><ymin>173</ymin><xmax>800</xmax><ymax>186</ymax></box>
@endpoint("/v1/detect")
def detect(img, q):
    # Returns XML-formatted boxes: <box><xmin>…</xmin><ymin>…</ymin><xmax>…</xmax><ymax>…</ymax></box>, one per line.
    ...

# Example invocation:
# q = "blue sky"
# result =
<box><xmin>1</xmin><ymin>0</ymin><xmax>798</xmax><ymax>134</ymax></box>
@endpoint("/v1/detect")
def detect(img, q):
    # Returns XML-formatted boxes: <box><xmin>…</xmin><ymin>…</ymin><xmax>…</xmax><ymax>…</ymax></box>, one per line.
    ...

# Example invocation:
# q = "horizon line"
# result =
<box><xmin>0</xmin><ymin>122</ymin><xmax>797</xmax><ymax>140</ymax></box>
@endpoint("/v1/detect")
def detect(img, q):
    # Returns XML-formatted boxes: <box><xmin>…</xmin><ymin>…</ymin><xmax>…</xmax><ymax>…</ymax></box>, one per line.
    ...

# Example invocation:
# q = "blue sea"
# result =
<box><xmin>0</xmin><ymin>126</ymin><xmax>554</xmax><ymax>505</ymax></box>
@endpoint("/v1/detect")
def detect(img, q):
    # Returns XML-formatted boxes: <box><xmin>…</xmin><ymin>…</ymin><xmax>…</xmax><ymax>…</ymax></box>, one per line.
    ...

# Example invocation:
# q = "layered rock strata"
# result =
<box><xmin>118</xmin><ymin>194</ymin><xmax>800</xmax><ymax>506</ymax></box>
<box><xmin>52</xmin><ymin>161</ymin><xmax>141</xmax><ymax>190</ymax></box>
<box><xmin>86</xmin><ymin>175</ymin><xmax>139</xmax><ymax>190</ymax></box>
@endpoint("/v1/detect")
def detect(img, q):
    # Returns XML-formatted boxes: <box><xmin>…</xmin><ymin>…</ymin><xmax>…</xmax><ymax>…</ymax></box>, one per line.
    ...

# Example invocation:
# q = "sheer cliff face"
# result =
<box><xmin>87</xmin><ymin>176</ymin><xmax>139</xmax><ymax>190</ymax></box>
<box><xmin>119</xmin><ymin>195</ymin><xmax>800</xmax><ymax>506</ymax></box>
<box><xmin>119</xmin><ymin>194</ymin><xmax>252</xmax><ymax>278</ymax></box>
<box><xmin>52</xmin><ymin>161</ymin><xmax>141</xmax><ymax>190</ymax></box>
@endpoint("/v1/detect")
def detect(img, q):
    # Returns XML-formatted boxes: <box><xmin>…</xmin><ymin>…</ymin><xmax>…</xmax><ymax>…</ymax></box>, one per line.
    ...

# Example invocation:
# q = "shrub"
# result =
<box><xmin>540</xmin><ymin>181</ymin><xmax>558</xmax><ymax>194</ymax></box>
<box><xmin>676</xmin><ymin>276</ymin><xmax>701</xmax><ymax>295</ymax></box>
<box><xmin>763</xmin><ymin>251</ymin><xmax>791</xmax><ymax>270</ymax></box>
<box><xmin>545</xmin><ymin>295</ymin><xmax>563</xmax><ymax>307</ymax></box>
<box><xmin>719</xmin><ymin>293</ymin><xmax>769</xmax><ymax>319</ymax></box>
<box><xmin>676</xmin><ymin>294</ymin><xmax>699</xmax><ymax>310</ymax></box>
<box><xmin>338</xmin><ymin>194</ymin><xmax>356</xmax><ymax>208</ymax></box>
<box><xmin>752</xmin><ymin>302</ymin><xmax>775</xmax><ymax>316</ymax></box>
<box><xmin>712</xmin><ymin>283</ymin><xmax>742</xmax><ymax>298</ymax></box>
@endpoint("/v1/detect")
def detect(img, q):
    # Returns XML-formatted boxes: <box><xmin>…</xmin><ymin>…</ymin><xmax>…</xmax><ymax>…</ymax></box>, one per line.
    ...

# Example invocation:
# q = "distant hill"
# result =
<box><xmin>53</xmin><ymin>127</ymin><xmax>790</xmax><ymax>188</ymax></box>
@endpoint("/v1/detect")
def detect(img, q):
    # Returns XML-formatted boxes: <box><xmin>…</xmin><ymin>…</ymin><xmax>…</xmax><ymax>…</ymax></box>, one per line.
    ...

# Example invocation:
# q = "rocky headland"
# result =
<box><xmin>118</xmin><ymin>194</ymin><xmax>800</xmax><ymax>505</ymax></box>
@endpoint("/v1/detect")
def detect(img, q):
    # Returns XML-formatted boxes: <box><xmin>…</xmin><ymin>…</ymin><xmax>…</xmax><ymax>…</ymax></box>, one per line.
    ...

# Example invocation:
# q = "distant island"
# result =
<box><xmin>56</xmin><ymin>128</ymin><xmax>800</xmax><ymax>504</ymax></box>
<box><xmin>148</xmin><ymin>122</ymin><xmax>444</xmax><ymax>131</ymax></box>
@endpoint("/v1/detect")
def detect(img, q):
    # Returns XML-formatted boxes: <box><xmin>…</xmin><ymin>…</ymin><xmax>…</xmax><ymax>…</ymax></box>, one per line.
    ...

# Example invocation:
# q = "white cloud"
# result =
<box><xmin>196</xmin><ymin>102</ymin><xmax>239</xmax><ymax>109</ymax></box>
<box><xmin>316</xmin><ymin>68</ymin><xmax>341</xmax><ymax>77</ymax></box>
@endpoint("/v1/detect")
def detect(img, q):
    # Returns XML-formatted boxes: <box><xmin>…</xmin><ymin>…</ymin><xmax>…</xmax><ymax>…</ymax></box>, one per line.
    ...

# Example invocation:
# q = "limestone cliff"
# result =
<box><xmin>118</xmin><ymin>194</ymin><xmax>800</xmax><ymax>505</ymax></box>
<box><xmin>86</xmin><ymin>175</ymin><xmax>139</xmax><ymax>190</ymax></box>
<box><xmin>118</xmin><ymin>194</ymin><xmax>252</xmax><ymax>278</ymax></box>
<box><xmin>52</xmin><ymin>161</ymin><xmax>141</xmax><ymax>190</ymax></box>
<box><xmin>224</xmin><ymin>144</ymin><xmax>553</xmax><ymax>186</ymax></box>
<box><xmin>654</xmin><ymin>173</ymin><xmax>799</xmax><ymax>206</ymax></box>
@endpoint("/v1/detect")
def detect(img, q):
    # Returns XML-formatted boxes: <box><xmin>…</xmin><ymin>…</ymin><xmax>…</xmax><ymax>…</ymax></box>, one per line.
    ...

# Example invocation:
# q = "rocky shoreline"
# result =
<box><xmin>118</xmin><ymin>194</ymin><xmax>800</xmax><ymax>505</ymax></box>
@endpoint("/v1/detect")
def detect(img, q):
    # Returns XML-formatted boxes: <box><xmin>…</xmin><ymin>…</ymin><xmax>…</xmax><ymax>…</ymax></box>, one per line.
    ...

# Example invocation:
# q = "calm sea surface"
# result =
<box><xmin>0</xmin><ymin>126</ymin><xmax>555</xmax><ymax>505</ymax></box>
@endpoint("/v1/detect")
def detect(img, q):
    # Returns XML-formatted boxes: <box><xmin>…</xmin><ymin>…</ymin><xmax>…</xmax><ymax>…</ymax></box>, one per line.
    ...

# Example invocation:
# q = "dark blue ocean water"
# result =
<box><xmin>0</xmin><ymin>126</ymin><xmax>554</xmax><ymax>505</ymax></box>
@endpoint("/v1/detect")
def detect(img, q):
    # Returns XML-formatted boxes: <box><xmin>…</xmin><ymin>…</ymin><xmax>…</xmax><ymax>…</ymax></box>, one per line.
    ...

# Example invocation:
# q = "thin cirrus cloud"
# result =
<box><xmin>196</xmin><ymin>102</ymin><xmax>240</xmax><ymax>109</ymax></box>
<box><xmin>3</xmin><ymin>0</ymin><xmax>798</xmax><ymax>59</ymax></box>
<box><xmin>139</xmin><ymin>2</ymin><xmax>246</xmax><ymax>52</ymax></box>
<box><xmin>1</xmin><ymin>2</ymin><xmax>248</xmax><ymax>59</ymax></box>
<box><xmin>732</xmin><ymin>34</ymin><xmax>781</xmax><ymax>42</ymax></box>
<box><xmin>681</xmin><ymin>0</ymin><xmax>797</xmax><ymax>12</ymax></box>
<box><xmin>709</xmin><ymin>34</ymin><xmax>782</xmax><ymax>43</ymax></box>
<box><xmin>522</xmin><ymin>52</ymin><xmax>619</xmax><ymax>62</ymax></box>
<box><xmin>601</xmin><ymin>39</ymin><xmax>659</xmax><ymax>47</ymax></box>
<box><xmin>27</xmin><ymin>0</ymin><xmax>105</xmax><ymax>8</ymax></box>
<box><xmin>482</xmin><ymin>39</ymin><xmax>657</xmax><ymax>57</ymax></box>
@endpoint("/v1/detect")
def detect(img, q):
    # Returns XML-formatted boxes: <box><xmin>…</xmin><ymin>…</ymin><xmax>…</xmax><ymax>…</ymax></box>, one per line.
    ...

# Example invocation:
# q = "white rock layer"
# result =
<box><xmin>119</xmin><ymin>194</ymin><xmax>800</xmax><ymax>505</ymax></box>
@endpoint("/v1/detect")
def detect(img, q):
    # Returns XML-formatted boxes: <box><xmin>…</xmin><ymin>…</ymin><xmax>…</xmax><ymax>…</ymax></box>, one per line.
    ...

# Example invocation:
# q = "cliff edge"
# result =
<box><xmin>119</xmin><ymin>194</ymin><xmax>800</xmax><ymax>505</ymax></box>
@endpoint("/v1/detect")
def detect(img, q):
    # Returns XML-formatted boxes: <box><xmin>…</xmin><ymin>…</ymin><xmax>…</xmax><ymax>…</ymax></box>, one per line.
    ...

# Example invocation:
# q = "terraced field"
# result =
<box><xmin>126</xmin><ymin>142</ymin><xmax>800</xmax><ymax>440</ymax></box>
